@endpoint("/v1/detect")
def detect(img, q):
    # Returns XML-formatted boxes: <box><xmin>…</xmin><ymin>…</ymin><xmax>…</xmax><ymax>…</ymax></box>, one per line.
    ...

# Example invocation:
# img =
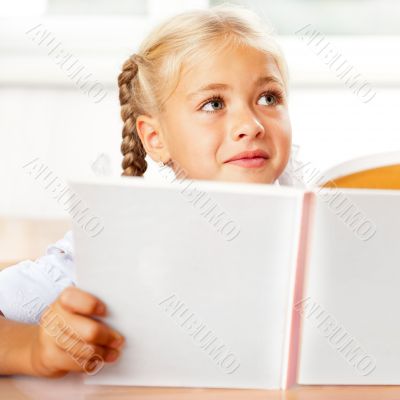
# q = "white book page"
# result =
<box><xmin>69</xmin><ymin>177</ymin><xmax>304</xmax><ymax>389</ymax></box>
<box><xmin>298</xmin><ymin>188</ymin><xmax>400</xmax><ymax>384</ymax></box>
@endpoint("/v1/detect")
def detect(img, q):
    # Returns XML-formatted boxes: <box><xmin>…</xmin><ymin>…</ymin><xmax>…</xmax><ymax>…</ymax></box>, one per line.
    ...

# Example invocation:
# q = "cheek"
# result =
<box><xmin>270</xmin><ymin>113</ymin><xmax>292</xmax><ymax>170</ymax></box>
<box><xmin>275</xmin><ymin>111</ymin><xmax>291</xmax><ymax>146</ymax></box>
<box><xmin>168</xmin><ymin>118</ymin><xmax>222</xmax><ymax>172</ymax></box>
<box><xmin>186</xmin><ymin>133</ymin><xmax>221</xmax><ymax>171</ymax></box>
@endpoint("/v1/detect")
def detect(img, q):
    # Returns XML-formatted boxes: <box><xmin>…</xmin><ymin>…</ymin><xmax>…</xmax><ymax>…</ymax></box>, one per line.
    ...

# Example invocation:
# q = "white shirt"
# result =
<box><xmin>0</xmin><ymin>153</ymin><xmax>306</xmax><ymax>323</ymax></box>
<box><xmin>0</xmin><ymin>230</ymin><xmax>75</xmax><ymax>323</ymax></box>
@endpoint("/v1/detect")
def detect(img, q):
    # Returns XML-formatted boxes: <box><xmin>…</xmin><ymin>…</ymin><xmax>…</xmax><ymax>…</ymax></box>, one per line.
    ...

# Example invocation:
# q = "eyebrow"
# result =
<box><xmin>186</xmin><ymin>75</ymin><xmax>284</xmax><ymax>100</ymax></box>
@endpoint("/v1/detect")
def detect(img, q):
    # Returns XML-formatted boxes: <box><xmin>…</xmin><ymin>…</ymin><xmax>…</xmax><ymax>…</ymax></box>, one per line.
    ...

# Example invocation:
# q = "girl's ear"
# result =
<box><xmin>136</xmin><ymin>115</ymin><xmax>171</xmax><ymax>163</ymax></box>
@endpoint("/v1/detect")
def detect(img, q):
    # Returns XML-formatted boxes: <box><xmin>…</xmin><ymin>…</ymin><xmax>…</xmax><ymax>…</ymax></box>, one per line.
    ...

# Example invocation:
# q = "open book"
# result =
<box><xmin>69</xmin><ymin>151</ymin><xmax>400</xmax><ymax>389</ymax></box>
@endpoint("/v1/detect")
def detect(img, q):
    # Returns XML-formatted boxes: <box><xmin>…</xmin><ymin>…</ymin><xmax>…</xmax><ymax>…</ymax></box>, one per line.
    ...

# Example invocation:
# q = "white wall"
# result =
<box><xmin>289</xmin><ymin>87</ymin><xmax>400</xmax><ymax>171</ymax></box>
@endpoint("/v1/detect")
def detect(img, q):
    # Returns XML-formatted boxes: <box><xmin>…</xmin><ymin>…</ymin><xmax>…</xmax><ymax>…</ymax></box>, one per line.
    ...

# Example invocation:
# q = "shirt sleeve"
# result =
<box><xmin>0</xmin><ymin>230</ymin><xmax>76</xmax><ymax>324</ymax></box>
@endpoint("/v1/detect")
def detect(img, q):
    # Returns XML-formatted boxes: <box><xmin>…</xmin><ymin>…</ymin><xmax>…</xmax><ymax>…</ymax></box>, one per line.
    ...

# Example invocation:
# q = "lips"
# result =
<box><xmin>224</xmin><ymin>149</ymin><xmax>270</xmax><ymax>163</ymax></box>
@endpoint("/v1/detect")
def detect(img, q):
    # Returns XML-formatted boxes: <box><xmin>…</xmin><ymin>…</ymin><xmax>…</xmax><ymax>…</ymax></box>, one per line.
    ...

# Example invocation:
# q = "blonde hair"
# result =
<box><xmin>118</xmin><ymin>3</ymin><xmax>289</xmax><ymax>176</ymax></box>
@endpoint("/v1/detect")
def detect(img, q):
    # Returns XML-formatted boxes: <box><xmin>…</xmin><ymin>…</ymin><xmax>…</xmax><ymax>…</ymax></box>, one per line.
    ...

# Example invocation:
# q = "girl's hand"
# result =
<box><xmin>29</xmin><ymin>286</ymin><xmax>125</xmax><ymax>377</ymax></box>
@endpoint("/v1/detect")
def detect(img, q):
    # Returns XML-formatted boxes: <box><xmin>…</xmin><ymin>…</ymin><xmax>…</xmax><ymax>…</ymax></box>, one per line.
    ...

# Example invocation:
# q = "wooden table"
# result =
<box><xmin>1</xmin><ymin>375</ymin><xmax>400</xmax><ymax>399</ymax></box>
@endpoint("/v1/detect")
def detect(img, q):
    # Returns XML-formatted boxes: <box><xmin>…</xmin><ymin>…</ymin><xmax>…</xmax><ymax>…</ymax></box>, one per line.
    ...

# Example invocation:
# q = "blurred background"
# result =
<box><xmin>0</xmin><ymin>0</ymin><xmax>399</xmax><ymax>260</ymax></box>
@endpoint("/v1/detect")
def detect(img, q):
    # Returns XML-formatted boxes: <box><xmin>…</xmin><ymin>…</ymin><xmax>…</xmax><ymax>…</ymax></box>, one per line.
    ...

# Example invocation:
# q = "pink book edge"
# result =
<box><xmin>284</xmin><ymin>191</ymin><xmax>316</xmax><ymax>388</ymax></box>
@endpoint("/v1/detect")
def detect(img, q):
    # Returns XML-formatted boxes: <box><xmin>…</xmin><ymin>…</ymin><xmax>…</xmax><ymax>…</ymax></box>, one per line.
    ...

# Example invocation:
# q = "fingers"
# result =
<box><xmin>38</xmin><ymin>310</ymin><xmax>123</xmax><ymax>375</ymax></box>
<box><xmin>46</xmin><ymin>341</ymin><xmax>119</xmax><ymax>374</ymax></box>
<box><xmin>63</xmin><ymin>341</ymin><xmax>118</xmax><ymax>368</ymax></box>
<box><xmin>53</xmin><ymin>310</ymin><xmax>124</xmax><ymax>349</ymax></box>
<box><xmin>37</xmin><ymin>286</ymin><xmax>126</xmax><ymax>376</ymax></box>
<box><xmin>57</xmin><ymin>336</ymin><xmax>122</xmax><ymax>373</ymax></box>
<box><xmin>59</xmin><ymin>286</ymin><xmax>106</xmax><ymax>317</ymax></box>
<box><xmin>56</xmin><ymin>287</ymin><xmax>125</xmax><ymax>348</ymax></box>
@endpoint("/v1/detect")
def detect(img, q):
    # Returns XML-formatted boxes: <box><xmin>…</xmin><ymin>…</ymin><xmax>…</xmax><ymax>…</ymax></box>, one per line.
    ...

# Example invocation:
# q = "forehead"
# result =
<box><xmin>175</xmin><ymin>46</ymin><xmax>283</xmax><ymax>98</ymax></box>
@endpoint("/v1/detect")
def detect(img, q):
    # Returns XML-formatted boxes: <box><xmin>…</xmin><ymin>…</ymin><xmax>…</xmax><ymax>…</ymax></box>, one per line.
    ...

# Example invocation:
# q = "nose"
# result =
<box><xmin>230</xmin><ymin>107</ymin><xmax>265</xmax><ymax>141</ymax></box>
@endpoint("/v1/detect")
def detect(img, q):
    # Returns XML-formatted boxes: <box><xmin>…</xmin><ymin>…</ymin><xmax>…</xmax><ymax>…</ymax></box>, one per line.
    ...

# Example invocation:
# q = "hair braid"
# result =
<box><xmin>118</xmin><ymin>55</ymin><xmax>148</xmax><ymax>176</ymax></box>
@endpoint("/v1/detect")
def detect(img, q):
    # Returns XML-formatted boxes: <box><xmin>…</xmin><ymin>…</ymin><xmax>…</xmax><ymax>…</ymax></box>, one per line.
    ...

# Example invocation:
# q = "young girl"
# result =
<box><xmin>0</xmin><ymin>4</ymin><xmax>301</xmax><ymax>377</ymax></box>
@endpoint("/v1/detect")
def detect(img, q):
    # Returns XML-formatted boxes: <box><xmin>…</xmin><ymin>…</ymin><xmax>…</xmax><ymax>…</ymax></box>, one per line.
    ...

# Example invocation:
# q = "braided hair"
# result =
<box><xmin>118</xmin><ymin>54</ymin><xmax>148</xmax><ymax>176</ymax></box>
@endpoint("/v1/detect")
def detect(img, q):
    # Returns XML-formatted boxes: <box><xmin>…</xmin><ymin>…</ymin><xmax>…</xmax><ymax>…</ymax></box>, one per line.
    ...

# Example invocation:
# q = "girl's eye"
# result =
<box><xmin>258</xmin><ymin>91</ymin><xmax>282</xmax><ymax>106</ymax></box>
<box><xmin>201</xmin><ymin>96</ymin><xmax>224</xmax><ymax>113</ymax></box>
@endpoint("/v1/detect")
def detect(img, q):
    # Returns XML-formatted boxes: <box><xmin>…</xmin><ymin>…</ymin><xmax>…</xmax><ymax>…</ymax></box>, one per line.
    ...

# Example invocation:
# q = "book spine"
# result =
<box><xmin>284</xmin><ymin>191</ymin><xmax>316</xmax><ymax>388</ymax></box>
